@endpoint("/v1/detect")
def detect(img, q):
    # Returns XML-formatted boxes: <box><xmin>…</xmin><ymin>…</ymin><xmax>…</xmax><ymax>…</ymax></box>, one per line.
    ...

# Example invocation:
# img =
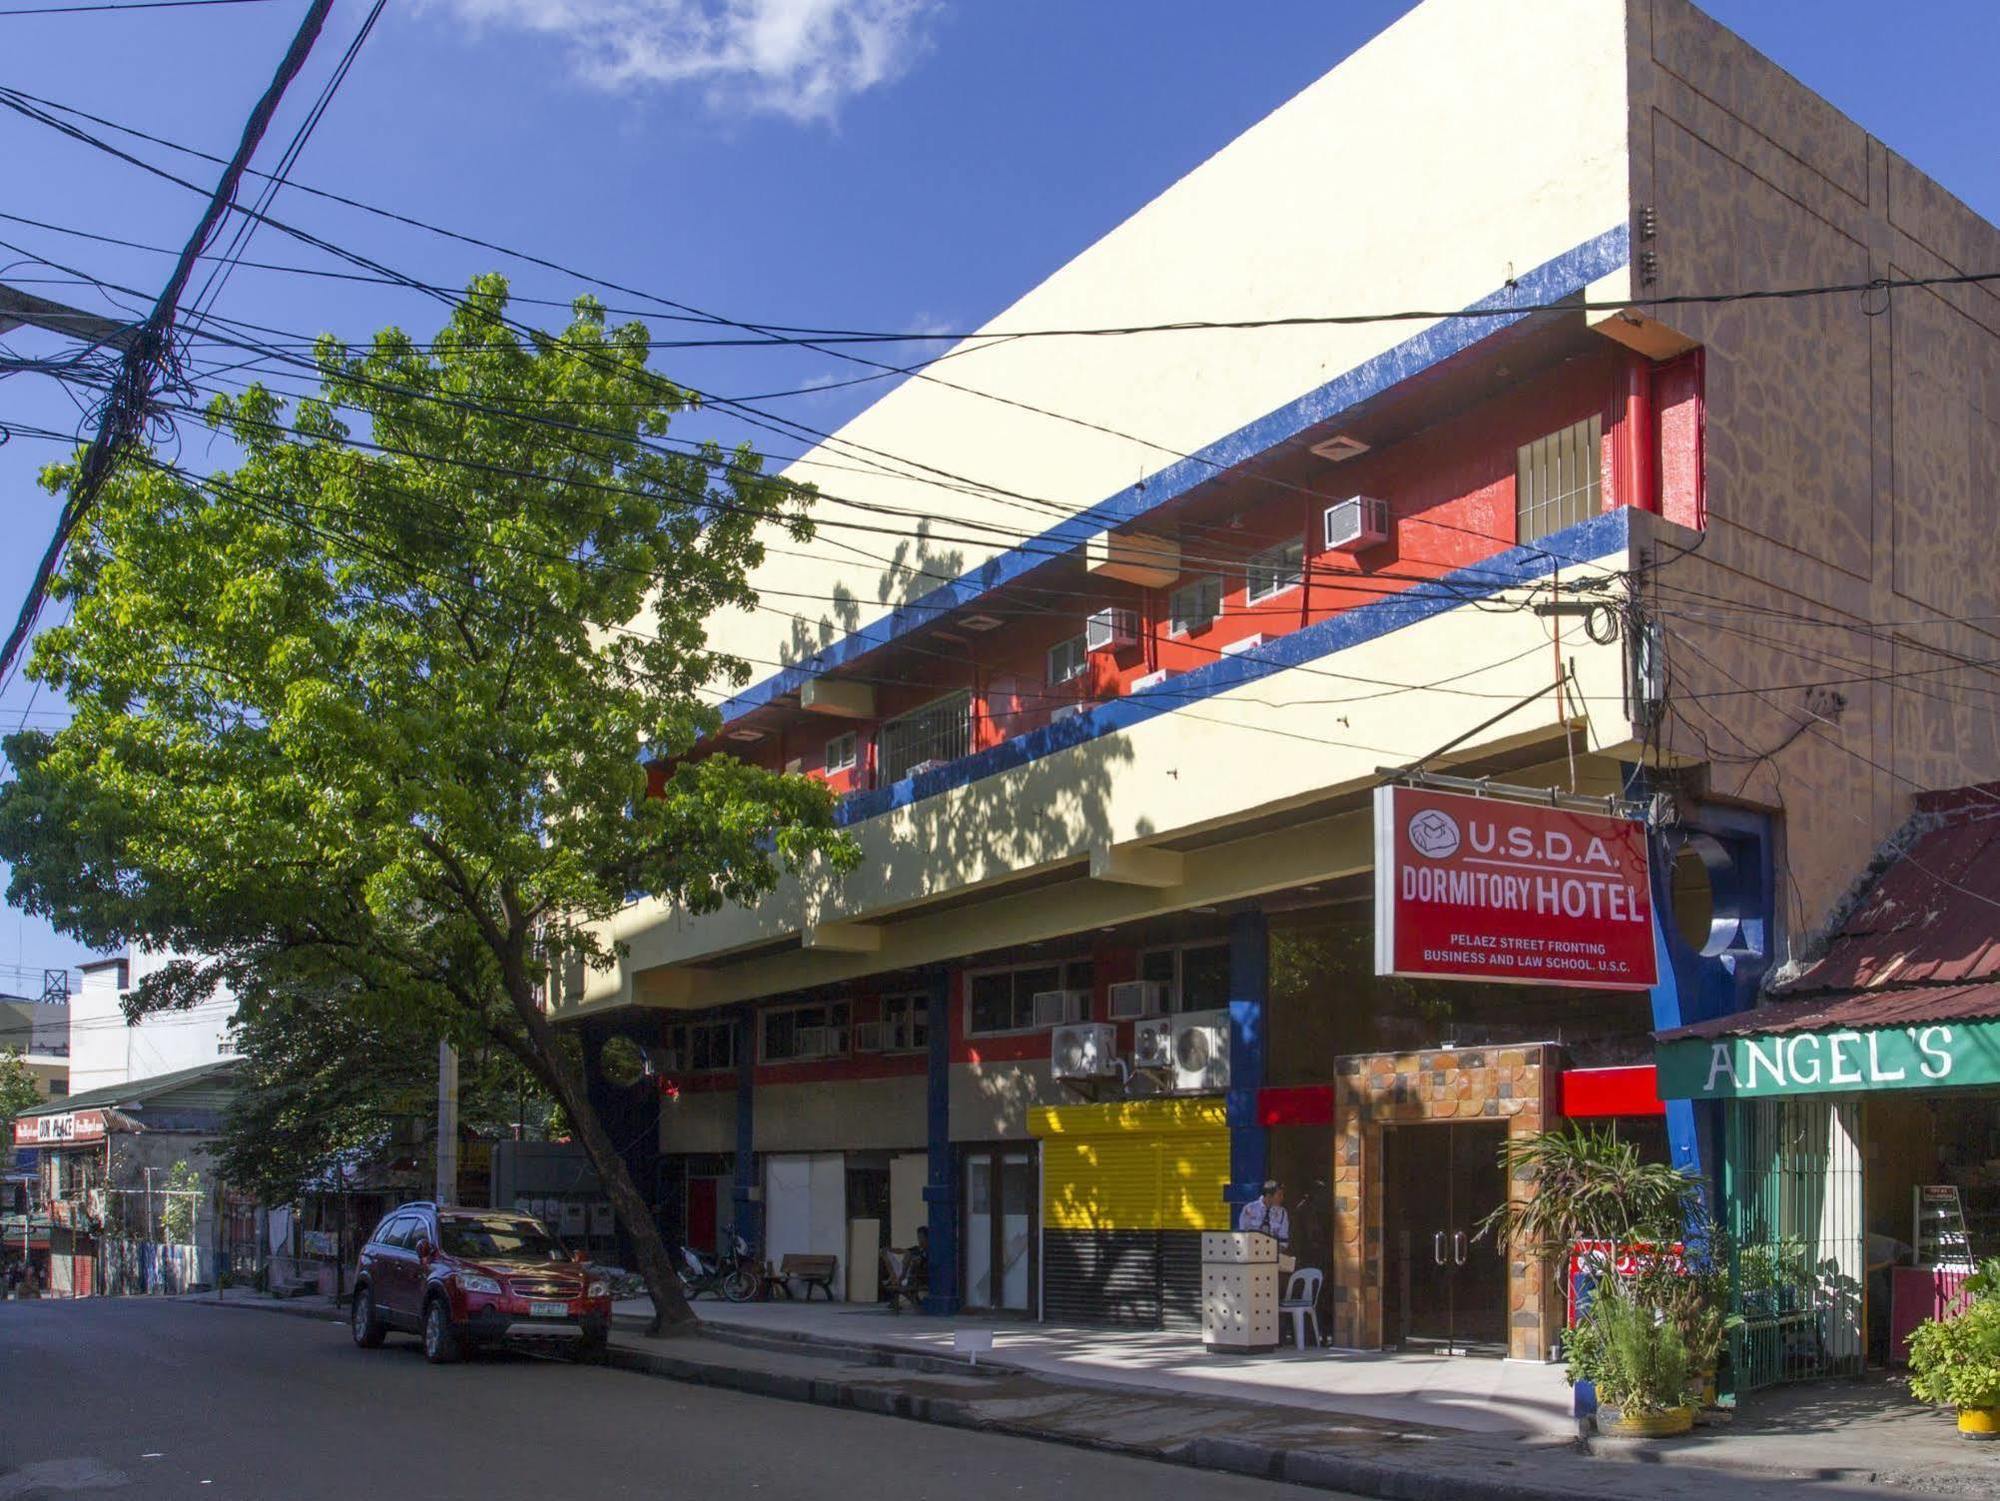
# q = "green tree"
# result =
<box><xmin>0</xmin><ymin>278</ymin><xmax>857</xmax><ymax>1329</ymax></box>
<box><xmin>0</xmin><ymin>1048</ymin><xmax>39</xmax><ymax>1145</ymax></box>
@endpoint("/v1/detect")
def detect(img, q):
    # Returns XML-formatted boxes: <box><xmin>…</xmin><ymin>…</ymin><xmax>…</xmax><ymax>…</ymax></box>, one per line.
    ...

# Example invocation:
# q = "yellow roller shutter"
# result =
<box><xmin>1028</xmin><ymin>1098</ymin><xmax>1230</xmax><ymax>1232</ymax></box>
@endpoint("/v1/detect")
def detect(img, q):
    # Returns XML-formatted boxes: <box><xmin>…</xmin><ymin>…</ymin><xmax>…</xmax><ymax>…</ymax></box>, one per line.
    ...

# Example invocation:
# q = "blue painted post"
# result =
<box><xmin>732</xmin><ymin>1003</ymin><xmax>760</xmax><ymax>1257</ymax></box>
<box><xmin>922</xmin><ymin>965</ymin><xmax>959</xmax><ymax>1315</ymax></box>
<box><xmin>1224</xmin><ymin>908</ymin><xmax>1269</xmax><ymax>1219</ymax></box>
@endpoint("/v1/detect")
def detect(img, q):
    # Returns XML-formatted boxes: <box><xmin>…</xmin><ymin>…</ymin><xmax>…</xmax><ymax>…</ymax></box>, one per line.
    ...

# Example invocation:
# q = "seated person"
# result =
<box><xmin>885</xmin><ymin>1226</ymin><xmax>929</xmax><ymax>1310</ymax></box>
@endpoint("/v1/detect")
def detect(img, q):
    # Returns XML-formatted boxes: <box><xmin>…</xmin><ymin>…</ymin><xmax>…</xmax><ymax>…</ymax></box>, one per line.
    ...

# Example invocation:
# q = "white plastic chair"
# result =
<box><xmin>1280</xmin><ymin>1267</ymin><xmax>1323</xmax><ymax>1350</ymax></box>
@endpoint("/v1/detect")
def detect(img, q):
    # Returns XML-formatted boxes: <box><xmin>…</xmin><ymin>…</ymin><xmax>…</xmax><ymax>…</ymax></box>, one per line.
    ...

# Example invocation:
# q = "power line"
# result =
<box><xmin>0</xmin><ymin>0</ymin><xmax>335</xmax><ymax>688</ymax></box>
<box><xmin>0</xmin><ymin>0</ymin><xmax>277</xmax><ymax>15</ymax></box>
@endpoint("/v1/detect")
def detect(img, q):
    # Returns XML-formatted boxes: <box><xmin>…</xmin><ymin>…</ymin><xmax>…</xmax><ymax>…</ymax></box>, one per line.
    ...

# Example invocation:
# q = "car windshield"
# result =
<box><xmin>438</xmin><ymin>1215</ymin><xmax>567</xmax><ymax>1262</ymax></box>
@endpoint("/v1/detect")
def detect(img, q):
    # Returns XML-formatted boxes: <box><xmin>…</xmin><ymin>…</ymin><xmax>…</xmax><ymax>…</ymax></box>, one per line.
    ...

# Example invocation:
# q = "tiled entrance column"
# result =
<box><xmin>1329</xmin><ymin>1045</ymin><xmax>1556</xmax><ymax>1360</ymax></box>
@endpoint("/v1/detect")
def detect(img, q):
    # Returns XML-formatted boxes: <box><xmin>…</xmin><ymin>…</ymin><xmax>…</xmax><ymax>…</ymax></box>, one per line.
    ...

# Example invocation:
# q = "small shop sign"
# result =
<box><xmin>11</xmin><ymin>1109</ymin><xmax>108</xmax><ymax>1147</ymax></box>
<box><xmin>1656</xmin><ymin>1018</ymin><xmax>2000</xmax><ymax>1100</ymax></box>
<box><xmin>1373</xmin><ymin>784</ymin><xmax>1657</xmax><ymax>989</ymax></box>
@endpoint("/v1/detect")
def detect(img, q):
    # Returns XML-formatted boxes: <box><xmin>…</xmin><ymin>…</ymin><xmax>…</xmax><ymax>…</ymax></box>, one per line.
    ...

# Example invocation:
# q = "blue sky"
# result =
<box><xmin>1</xmin><ymin>0</ymin><xmax>1997</xmax><ymax>989</ymax></box>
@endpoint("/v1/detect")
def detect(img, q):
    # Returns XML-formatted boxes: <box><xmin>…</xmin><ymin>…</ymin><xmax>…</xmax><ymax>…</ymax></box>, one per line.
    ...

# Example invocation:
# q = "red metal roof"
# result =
<box><xmin>1660</xmin><ymin>981</ymin><xmax>2000</xmax><ymax>1041</ymax></box>
<box><xmin>1788</xmin><ymin>797</ymin><xmax>2000</xmax><ymax>994</ymax></box>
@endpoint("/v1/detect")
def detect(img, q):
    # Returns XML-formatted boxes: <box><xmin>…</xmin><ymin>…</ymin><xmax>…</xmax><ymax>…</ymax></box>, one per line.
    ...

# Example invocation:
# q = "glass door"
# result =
<box><xmin>1383</xmin><ymin>1122</ymin><xmax>1508</xmax><ymax>1354</ymax></box>
<box><xmin>960</xmin><ymin>1146</ymin><xmax>1037</xmax><ymax>1315</ymax></box>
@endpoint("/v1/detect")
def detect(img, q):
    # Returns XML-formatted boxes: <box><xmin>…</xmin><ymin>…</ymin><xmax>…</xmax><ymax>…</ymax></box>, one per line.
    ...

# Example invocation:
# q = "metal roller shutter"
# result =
<box><xmin>1042</xmin><ymin>1228</ymin><xmax>1206</xmax><ymax>1329</ymax></box>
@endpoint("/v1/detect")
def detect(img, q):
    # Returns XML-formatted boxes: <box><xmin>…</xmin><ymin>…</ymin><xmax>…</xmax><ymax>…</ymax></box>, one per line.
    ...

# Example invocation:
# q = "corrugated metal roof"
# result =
<box><xmin>1791</xmin><ymin>804</ymin><xmax>2000</xmax><ymax>993</ymax></box>
<box><xmin>1660</xmin><ymin>981</ymin><xmax>2000</xmax><ymax>1041</ymax></box>
<box><xmin>14</xmin><ymin>1058</ymin><xmax>239</xmax><ymax>1118</ymax></box>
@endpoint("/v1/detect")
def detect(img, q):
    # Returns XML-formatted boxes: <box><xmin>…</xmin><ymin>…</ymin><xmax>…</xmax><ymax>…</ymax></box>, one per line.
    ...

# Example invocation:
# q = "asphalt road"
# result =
<box><xmin>0</xmin><ymin>1299</ymin><xmax>1338</xmax><ymax>1501</ymax></box>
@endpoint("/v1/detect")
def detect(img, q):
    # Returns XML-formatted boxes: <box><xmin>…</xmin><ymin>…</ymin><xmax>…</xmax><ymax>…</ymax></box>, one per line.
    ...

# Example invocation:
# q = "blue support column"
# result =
<box><xmin>922</xmin><ymin>965</ymin><xmax>959</xmax><ymax>1315</ymax></box>
<box><xmin>732</xmin><ymin>1003</ymin><xmax>760</xmax><ymax>1256</ymax></box>
<box><xmin>1224</xmin><ymin>908</ymin><xmax>1270</xmax><ymax>1218</ymax></box>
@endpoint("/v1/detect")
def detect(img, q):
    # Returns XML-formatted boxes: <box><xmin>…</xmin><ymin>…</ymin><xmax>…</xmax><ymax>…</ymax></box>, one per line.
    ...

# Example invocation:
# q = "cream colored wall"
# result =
<box><xmin>576</xmin><ymin>550</ymin><xmax>1639</xmax><ymax>1016</ymax></box>
<box><xmin>658</xmin><ymin>1077</ymin><xmax>924</xmax><ymax>1156</ymax></box>
<box><xmin>691</xmin><ymin>0</ymin><xmax>1632</xmax><ymax>692</ymax></box>
<box><xmin>1628</xmin><ymin>0</ymin><xmax>2000</xmax><ymax>950</ymax></box>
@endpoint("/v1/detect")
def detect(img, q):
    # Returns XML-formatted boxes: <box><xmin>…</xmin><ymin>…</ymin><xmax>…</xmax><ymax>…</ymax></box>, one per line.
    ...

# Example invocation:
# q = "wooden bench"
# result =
<box><xmin>776</xmin><ymin>1253</ymin><xmax>839</xmax><ymax>1301</ymax></box>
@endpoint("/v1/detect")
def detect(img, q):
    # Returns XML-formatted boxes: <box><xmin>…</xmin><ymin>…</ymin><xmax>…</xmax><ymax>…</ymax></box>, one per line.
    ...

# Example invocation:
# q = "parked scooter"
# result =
<box><xmin>676</xmin><ymin>1232</ymin><xmax>759</xmax><ymax>1302</ymax></box>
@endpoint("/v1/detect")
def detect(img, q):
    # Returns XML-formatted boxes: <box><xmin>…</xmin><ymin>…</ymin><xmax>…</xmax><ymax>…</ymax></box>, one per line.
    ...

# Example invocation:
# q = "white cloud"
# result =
<box><xmin>442</xmin><ymin>0</ymin><xmax>939</xmax><ymax>122</ymax></box>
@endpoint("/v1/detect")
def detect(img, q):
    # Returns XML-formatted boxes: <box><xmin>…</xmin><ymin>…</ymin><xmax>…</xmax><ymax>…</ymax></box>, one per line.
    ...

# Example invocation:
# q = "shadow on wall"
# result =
<box><xmin>776</xmin><ymin>521</ymin><xmax>968</xmax><ymax>667</ymax></box>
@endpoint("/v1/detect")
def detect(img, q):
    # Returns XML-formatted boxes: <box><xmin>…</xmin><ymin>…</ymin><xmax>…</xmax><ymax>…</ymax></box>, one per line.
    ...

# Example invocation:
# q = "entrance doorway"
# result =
<box><xmin>961</xmin><ymin>1145</ymin><xmax>1036</xmax><ymax>1315</ymax></box>
<box><xmin>1384</xmin><ymin>1121</ymin><xmax>1508</xmax><ymax>1354</ymax></box>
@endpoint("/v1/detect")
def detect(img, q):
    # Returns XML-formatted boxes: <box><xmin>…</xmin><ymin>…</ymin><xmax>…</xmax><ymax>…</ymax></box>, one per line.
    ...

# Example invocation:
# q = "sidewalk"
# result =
<box><xmin>197</xmin><ymin>1287</ymin><xmax>1995</xmax><ymax>1498</ymax></box>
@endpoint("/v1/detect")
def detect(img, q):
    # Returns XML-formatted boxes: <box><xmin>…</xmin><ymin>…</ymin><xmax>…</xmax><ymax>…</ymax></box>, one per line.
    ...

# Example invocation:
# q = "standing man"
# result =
<box><xmin>1238</xmin><ymin>1179</ymin><xmax>1290</xmax><ymax>1249</ymax></box>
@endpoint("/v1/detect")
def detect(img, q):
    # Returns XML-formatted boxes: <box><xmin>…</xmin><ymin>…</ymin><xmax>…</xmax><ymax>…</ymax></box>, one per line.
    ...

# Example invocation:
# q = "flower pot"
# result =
<box><xmin>1598</xmin><ymin>1406</ymin><xmax>1696</xmax><ymax>1439</ymax></box>
<box><xmin>1957</xmin><ymin>1407</ymin><xmax>2000</xmax><ymax>1440</ymax></box>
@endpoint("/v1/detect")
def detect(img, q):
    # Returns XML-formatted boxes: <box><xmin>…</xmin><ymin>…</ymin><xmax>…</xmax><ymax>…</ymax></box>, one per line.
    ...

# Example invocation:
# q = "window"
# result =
<box><xmin>1245</xmin><ymin>538</ymin><xmax>1305</xmax><ymax>603</ymax></box>
<box><xmin>1139</xmin><ymin>941</ymin><xmax>1232</xmax><ymax>1013</ymax></box>
<box><xmin>440</xmin><ymin>1214</ymin><xmax>567</xmax><ymax>1262</ymax></box>
<box><xmin>879</xmin><ymin>690</ymin><xmax>973</xmax><ymax>783</ymax></box>
<box><xmin>760</xmin><ymin>1000</ymin><xmax>852</xmax><ymax>1062</ymax></box>
<box><xmin>666</xmin><ymin>1019</ymin><xmax>736</xmax><ymax>1073</ymax></box>
<box><xmin>1046</xmin><ymin>635</ymin><xmax>1087</xmax><ymax>685</ymax></box>
<box><xmin>824</xmin><ymin>732</ymin><xmax>858</xmax><ymax>774</ymax></box>
<box><xmin>47</xmin><ymin>1077</ymin><xmax>67</xmax><ymax>1098</ymax></box>
<box><xmin>1168</xmin><ymin>575</ymin><xmax>1223</xmax><ymax>636</ymax></box>
<box><xmin>1517</xmin><ymin>413</ymin><xmax>1603</xmax><ymax>544</ymax></box>
<box><xmin>966</xmin><ymin>958</ymin><xmax>1095</xmax><ymax>1035</ymax></box>
<box><xmin>881</xmin><ymin>993</ymin><xmax>929</xmax><ymax>1052</ymax></box>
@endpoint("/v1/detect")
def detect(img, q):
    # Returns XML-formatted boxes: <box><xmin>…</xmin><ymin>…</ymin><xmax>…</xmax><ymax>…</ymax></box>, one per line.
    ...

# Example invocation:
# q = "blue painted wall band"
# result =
<box><xmin>722</xmin><ymin>223</ymin><xmax>1630</xmax><ymax>725</ymax></box>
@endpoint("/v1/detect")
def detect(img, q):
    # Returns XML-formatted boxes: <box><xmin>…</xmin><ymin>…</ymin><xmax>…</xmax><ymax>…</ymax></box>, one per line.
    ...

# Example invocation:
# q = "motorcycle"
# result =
<box><xmin>676</xmin><ymin>1231</ymin><xmax>759</xmax><ymax>1302</ymax></box>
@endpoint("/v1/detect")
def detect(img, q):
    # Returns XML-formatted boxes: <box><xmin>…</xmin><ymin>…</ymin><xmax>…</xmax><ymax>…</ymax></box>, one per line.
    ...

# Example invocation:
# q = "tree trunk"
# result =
<box><xmin>506</xmin><ymin>981</ymin><xmax>697</xmax><ymax>1335</ymax></box>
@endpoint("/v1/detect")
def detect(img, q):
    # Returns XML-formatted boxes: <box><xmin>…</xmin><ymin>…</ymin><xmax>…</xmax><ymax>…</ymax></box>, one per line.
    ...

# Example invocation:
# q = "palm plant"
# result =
<box><xmin>1479</xmin><ymin>1123</ymin><xmax>1702</xmax><ymax>1258</ymax></box>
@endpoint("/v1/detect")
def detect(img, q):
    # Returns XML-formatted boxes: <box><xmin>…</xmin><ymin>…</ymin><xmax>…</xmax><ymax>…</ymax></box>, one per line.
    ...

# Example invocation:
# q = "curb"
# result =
<box><xmin>180</xmin><ymin>1294</ymin><xmax>345</xmax><ymax>1324</ymax></box>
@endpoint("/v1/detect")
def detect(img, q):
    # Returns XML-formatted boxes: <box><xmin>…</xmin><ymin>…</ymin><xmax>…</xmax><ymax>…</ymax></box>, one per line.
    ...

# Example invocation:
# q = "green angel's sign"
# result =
<box><xmin>1655</xmin><ymin>1018</ymin><xmax>2000</xmax><ymax>1100</ymax></box>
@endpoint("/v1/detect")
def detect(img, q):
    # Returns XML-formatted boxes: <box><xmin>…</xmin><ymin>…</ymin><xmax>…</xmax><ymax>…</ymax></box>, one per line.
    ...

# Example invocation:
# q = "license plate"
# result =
<box><xmin>529</xmin><ymin>1301</ymin><xmax>568</xmax><ymax>1318</ymax></box>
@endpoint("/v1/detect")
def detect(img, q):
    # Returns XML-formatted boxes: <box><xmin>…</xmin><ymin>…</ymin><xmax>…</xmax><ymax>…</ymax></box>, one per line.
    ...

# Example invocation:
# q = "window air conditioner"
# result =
<box><xmin>1050</xmin><ymin>1022</ymin><xmax>1119</xmax><ymax>1081</ymax></box>
<box><xmin>1129</xmin><ymin>669</ymin><xmax>1171</xmax><ymax>693</ymax></box>
<box><xmin>1086</xmin><ymin>607</ymin><xmax>1139</xmax><ymax>652</ymax></box>
<box><xmin>1323</xmin><ymin>496</ymin><xmax>1389</xmax><ymax>552</ymax></box>
<box><xmin>794</xmin><ymin>1026</ymin><xmax>827</xmax><ymax>1057</ymax></box>
<box><xmin>1131</xmin><ymin>1016</ymin><xmax>1175</xmax><ymax>1070</ymax></box>
<box><xmin>852</xmin><ymin>1022</ymin><xmax>885</xmax><ymax>1054</ymax></box>
<box><xmin>1171</xmin><ymin>1008</ymin><xmax>1231</xmax><ymax>1093</ymax></box>
<box><xmin>1050</xmin><ymin>703</ymin><xmax>1087</xmax><ymax>725</ymax></box>
<box><xmin>1107</xmin><ymin>980</ymin><xmax>1166</xmax><ymax>1021</ymax></box>
<box><xmin>1031</xmin><ymin>988</ymin><xmax>1090</xmax><ymax>1029</ymax></box>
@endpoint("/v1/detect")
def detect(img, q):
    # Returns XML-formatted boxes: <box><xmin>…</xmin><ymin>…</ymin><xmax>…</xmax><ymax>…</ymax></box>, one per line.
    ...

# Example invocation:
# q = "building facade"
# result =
<box><xmin>70</xmin><ymin>949</ymin><xmax>237</xmax><ymax>1098</ymax></box>
<box><xmin>552</xmin><ymin>0</ymin><xmax>2000</xmax><ymax>1364</ymax></box>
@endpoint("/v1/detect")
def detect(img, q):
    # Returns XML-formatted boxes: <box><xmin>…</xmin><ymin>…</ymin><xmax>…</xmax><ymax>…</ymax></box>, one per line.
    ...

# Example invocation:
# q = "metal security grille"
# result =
<box><xmin>1725</xmin><ymin>1096</ymin><xmax>1865</xmax><ymax>1393</ymax></box>
<box><xmin>1041</xmin><ymin>1229</ymin><xmax>1203</xmax><ymax>1329</ymax></box>
<box><xmin>879</xmin><ymin>690</ymin><xmax>973</xmax><ymax>783</ymax></box>
<box><xmin>1516</xmin><ymin>413</ymin><xmax>1602</xmax><ymax>544</ymax></box>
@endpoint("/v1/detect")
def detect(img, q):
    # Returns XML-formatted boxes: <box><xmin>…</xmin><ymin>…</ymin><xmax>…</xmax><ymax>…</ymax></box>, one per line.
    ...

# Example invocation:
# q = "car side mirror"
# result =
<box><xmin>416</xmin><ymin>1239</ymin><xmax>436</xmax><ymax>1263</ymax></box>
<box><xmin>571</xmin><ymin>1249</ymin><xmax>588</xmax><ymax>1264</ymax></box>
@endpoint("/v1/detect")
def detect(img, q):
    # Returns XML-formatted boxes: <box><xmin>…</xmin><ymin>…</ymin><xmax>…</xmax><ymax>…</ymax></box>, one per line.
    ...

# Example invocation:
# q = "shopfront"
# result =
<box><xmin>1658</xmin><ymin>998</ymin><xmax>2000</xmax><ymax>1388</ymax></box>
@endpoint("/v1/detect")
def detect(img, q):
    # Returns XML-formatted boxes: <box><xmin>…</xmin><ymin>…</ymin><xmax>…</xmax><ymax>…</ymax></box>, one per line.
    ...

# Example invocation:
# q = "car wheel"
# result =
<box><xmin>422</xmin><ymin>1295</ymin><xmax>463</xmax><ymax>1365</ymax></box>
<box><xmin>722</xmin><ymin>1269</ymin><xmax>758</xmax><ymax>1303</ymax></box>
<box><xmin>350</xmin><ymin>1285</ymin><xmax>386</xmax><ymax>1349</ymax></box>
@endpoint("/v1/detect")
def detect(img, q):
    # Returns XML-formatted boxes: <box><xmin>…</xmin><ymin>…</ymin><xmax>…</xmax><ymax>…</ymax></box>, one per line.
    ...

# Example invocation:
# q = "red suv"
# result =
<box><xmin>350</xmin><ymin>1201</ymin><xmax>611</xmax><ymax>1364</ymax></box>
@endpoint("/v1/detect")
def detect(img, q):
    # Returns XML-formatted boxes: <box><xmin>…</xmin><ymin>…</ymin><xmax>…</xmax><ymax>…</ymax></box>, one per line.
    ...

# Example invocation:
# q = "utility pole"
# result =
<box><xmin>435</xmin><ymin>1042</ymin><xmax>459</xmax><ymax>1206</ymax></box>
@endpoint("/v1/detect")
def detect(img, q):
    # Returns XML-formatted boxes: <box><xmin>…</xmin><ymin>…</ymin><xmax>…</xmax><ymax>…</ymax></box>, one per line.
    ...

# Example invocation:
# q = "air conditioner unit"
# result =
<box><xmin>1050</xmin><ymin>1022</ymin><xmax>1119</xmax><ymax>1081</ymax></box>
<box><xmin>1050</xmin><ymin>703</ymin><xmax>1087</xmax><ymax>725</ymax></box>
<box><xmin>1131</xmin><ymin>1016</ymin><xmax>1175</xmax><ymax>1070</ymax></box>
<box><xmin>1086</xmin><ymin>607</ymin><xmax>1139</xmax><ymax>652</ymax></box>
<box><xmin>852</xmin><ymin>1022</ymin><xmax>885</xmax><ymax>1053</ymax></box>
<box><xmin>1219</xmin><ymin>634</ymin><xmax>1267</xmax><ymax>657</ymax></box>
<box><xmin>1108</xmin><ymin>980</ymin><xmax>1166</xmax><ymax>1021</ymax></box>
<box><xmin>1031</xmin><ymin>988</ymin><xmax>1090</xmax><ymax>1029</ymax></box>
<box><xmin>825</xmin><ymin>1027</ymin><xmax>849</xmax><ymax>1056</ymax></box>
<box><xmin>1323</xmin><ymin>495</ymin><xmax>1389</xmax><ymax>552</ymax></box>
<box><xmin>1171</xmin><ymin>1008</ymin><xmax>1231</xmax><ymax>1093</ymax></box>
<box><xmin>1129</xmin><ymin>669</ymin><xmax>1171</xmax><ymax>693</ymax></box>
<box><xmin>794</xmin><ymin>1025</ymin><xmax>827</xmax><ymax>1057</ymax></box>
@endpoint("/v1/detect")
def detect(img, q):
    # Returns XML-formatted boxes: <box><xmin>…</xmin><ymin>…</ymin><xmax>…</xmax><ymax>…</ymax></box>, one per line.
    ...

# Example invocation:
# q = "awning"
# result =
<box><xmin>1655</xmin><ymin>984</ymin><xmax>2000</xmax><ymax>1101</ymax></box>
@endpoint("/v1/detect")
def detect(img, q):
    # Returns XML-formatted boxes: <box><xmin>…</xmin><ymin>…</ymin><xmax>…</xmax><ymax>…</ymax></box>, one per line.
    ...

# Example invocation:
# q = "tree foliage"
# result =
<box><xmin>0</xmin><ymin>277</ymin><xmax>859</xmax><ymax>1328</ymax></box>
<box><xmin>0</xmin><ymin>1049</ymin><xmax>39</xmax><ymax>1142</ymax></box>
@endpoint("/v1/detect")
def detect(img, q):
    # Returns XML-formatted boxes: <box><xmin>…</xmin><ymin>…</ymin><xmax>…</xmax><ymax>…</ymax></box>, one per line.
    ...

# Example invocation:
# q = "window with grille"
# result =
<box><xmin>760</xmin><ymin>1001</ymin><xmax>851</xmax><ymax>1062</ymax></box>
<box><xmin>879</xmin><ymin>690</ymin><xmax>972</xmax><ymax>782</ymax></box>
<box><xmin>824</xmin><ymin>731</ymin><xmax>857</xmax><ymax>773</ymax></box>
<box><xmin>1516</xmin><ymin>414</ymin><xmax>1602</xmax><ymax>544</ymax></box>
<box><xmin>665</xmin><ymin>1019</ymin><xmax>737</xmax><ymax>1072</ymax></box>
<box><xmin>1245</xmin><ymin>538</ymin><xmax>1305</xmax><ymax>603</ymax></box>
<box><xmin>880</xmin><ymin>993</ymin><xmax>929</xmax><ymax>1051</ymax></box>
<box><xmin>1168</xmin><ymin>575</ymin><xmax>1223</xmax><ymax>636</ymax></box>
<box><xmin>1047</xmin><ymin>635</ymin><xmax>1087</xmax><ymax>685</ymax></box>
<box><xmin>966</xmin><ymin>959</ymin><xmax>1095</xmax><ymax>1035</ymax></box>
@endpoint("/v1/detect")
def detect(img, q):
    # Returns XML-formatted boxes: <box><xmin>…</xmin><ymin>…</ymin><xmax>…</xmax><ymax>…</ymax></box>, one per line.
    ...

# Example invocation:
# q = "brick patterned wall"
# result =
<box><xmin>1329</xmin><ymin>1045</ymin><xmax>1555</xmax><ymax>1360</ymax></box>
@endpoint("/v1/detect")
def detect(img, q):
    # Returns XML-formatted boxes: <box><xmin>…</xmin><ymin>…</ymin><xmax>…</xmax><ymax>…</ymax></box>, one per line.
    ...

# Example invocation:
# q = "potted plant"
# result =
<box><xmin>1908</xmin><ymin>1294</ymin><xmax>2000</xmax><ymax>1439</ymax></box>
<box><xmin>1589</xmin><ymin>1282</ymin><xmax>1698</xmax><ymax>1437</ymax></box>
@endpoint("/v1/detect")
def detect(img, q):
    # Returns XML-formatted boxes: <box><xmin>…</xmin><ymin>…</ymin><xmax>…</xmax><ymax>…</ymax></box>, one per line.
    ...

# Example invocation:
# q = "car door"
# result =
<box><xmin>374</xmin><ymin>1214</ymin><xmax>421</xmax><ymax>1325</ymax></box>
